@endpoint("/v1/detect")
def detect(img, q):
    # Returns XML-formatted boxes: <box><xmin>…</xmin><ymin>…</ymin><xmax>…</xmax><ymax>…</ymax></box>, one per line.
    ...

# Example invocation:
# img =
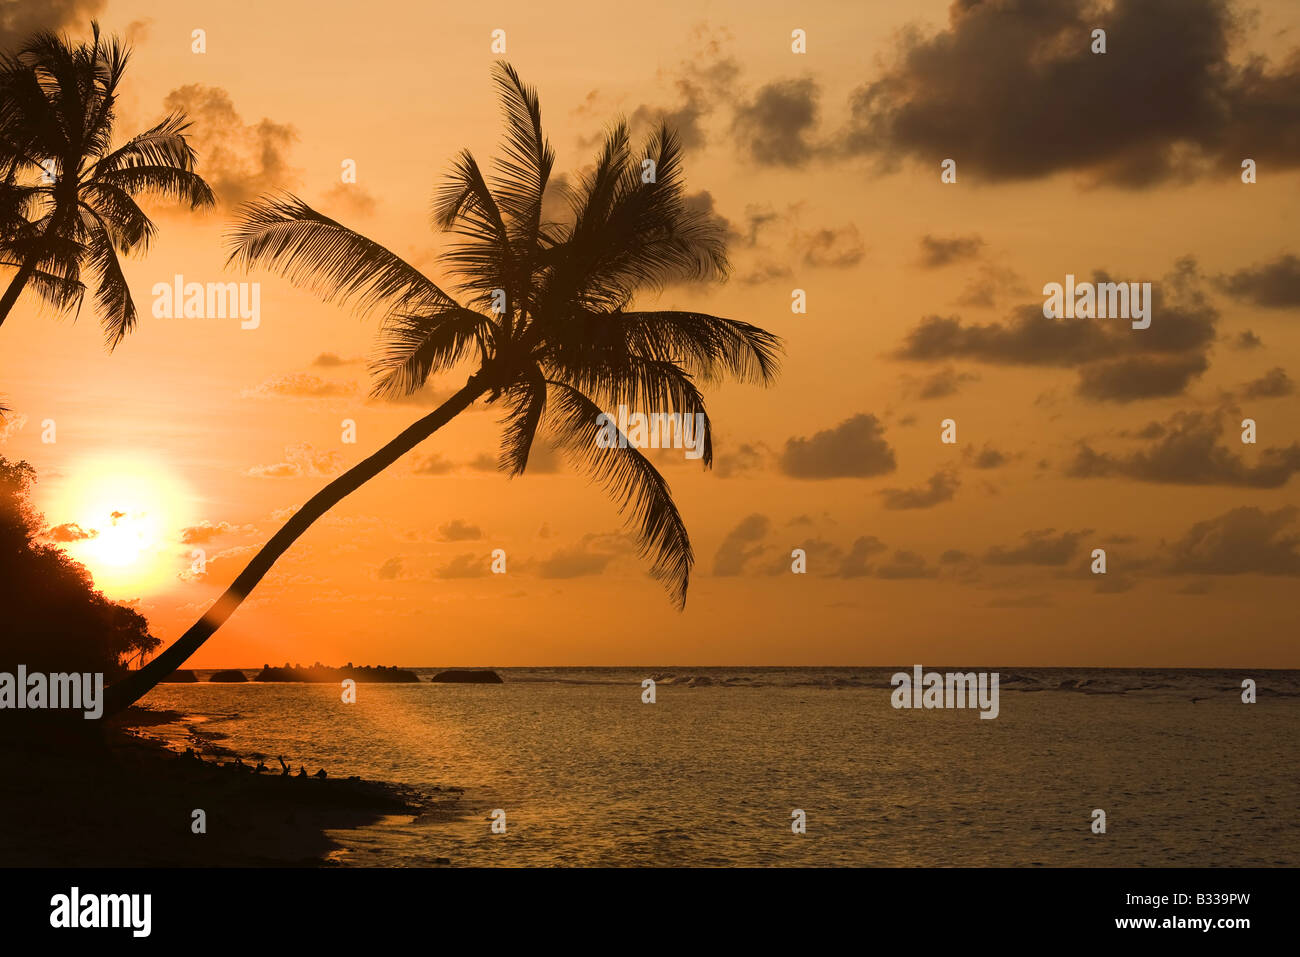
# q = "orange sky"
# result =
<box><xmin>2</xmin><ymin>0</ymin><xmax>1299</xmax><ymax>668</ymax></box>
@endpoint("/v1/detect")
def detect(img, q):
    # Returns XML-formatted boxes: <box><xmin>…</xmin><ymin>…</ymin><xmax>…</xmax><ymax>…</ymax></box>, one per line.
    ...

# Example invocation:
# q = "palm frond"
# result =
<box><xmin>544</xmin><ymin>380</ymin><xmax>693</xmax><ymax>607</ymax></box>
<box><xmin>369</xmin><ymin>307</ymin><xmax>494</xmax><ymax>399</ymax></box>
<box><xmin>226</xmin><ymin>193</ymin><xmax>457</xmax><ymax>318</ymax></box>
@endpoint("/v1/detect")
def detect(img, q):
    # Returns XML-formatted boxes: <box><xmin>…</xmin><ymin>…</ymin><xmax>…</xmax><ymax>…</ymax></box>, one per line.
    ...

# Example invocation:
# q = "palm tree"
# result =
<box><xmin>0</xmin><ymin>22</ymin><xmax>214</xmax><ymax>346</ymax></box>
<box><xmin>103</xmin><ymin>63</ymin><xmax>782</xmax><ymax>716</ymax></box>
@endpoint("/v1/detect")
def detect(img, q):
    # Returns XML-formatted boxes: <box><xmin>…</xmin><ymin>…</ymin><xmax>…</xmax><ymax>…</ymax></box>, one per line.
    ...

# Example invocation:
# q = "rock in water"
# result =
<box><xmin>428</xmin><ymin>670</ymin><xmax>503</xmax><ymax>684</ymax></box>
<box><xmin>209</xmin><ymin>669</ymin><xmax>248</xmax><ymax>682</ymax></box>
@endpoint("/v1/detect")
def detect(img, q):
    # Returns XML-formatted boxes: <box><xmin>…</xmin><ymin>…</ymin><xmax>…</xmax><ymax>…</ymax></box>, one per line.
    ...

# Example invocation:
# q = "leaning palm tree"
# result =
<box><xmin>0</xmin><ymin>22</ymin><xmax>214</xmax><ymax>346</ymax></box>
<box><xmin>104</xmin><ymin>63</ymin><xmax>782</xmax><ymax>716</ymax></box>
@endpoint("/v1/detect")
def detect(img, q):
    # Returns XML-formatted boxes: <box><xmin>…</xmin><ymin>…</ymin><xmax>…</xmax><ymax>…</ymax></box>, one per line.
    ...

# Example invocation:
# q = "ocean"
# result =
<box><xmin>138</xmin><ymin>667</ymin><xmax>1300</xmax><ymax>867</ymax></box>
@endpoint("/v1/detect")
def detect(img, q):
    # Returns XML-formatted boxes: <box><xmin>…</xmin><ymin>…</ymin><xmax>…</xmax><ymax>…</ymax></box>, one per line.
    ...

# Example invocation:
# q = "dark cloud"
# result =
<box><xmin>627</xmin><ymin>51</ymin><xmax>740</xmax><ymax>151</ymax></box>
<box><xmin>841</xmin><ymin>0</ymin><xmax>1300</xmax><ymax>186</ymax></box>
<box><xmin>376</xmin><ymin>557</ymin><xmax>406</xmax><ymax>581</ymax></box>
<box><xmin>715</xmin><ymin>441</ymin><xmax>769</xmax><ymax>478</ymax></box>
<box><xmin>965</xmin><ymin>444</ymin><xmax>1008</xmax><ymax>469</ymax></box>
<box><xmin>537</xmin><ymin>537</ymin><xmax>625</xmax><ymax>578</ymax></box>
<box><xmin>0</xmin><ymin>0</ymin><xmax>104</xmax><ymax>48</ymax></box>
<box><xmin>879</xmin><ymin>469</ymin><xmax>959</xmax><ymax>509</ymax></box>
<box><xmin>1067</xmin><ymin>410</ymin><xmax>1300</xmax><ymax>487</ymax></box>
<box><xmin>412</xmin><ymin>453</ymin><xmax>456</xmax><ymax>476</ymax></box>
<box><xmin>731</xmin><ymin>78</ymin><xmax>823</xmax><ymax>167</ymax></box>
<box><xmin>1075</xmin><ymin>352</ymin><xmax>1209</xmax><ymax>402</ymax></box>
<box><xmin>436</xmin><ymin>553</ymin><xmax>490</xmax><ymax>579</ymax></box>
<box><xmin>919</xmin><ymin>234</ymin><xmax>984</xmax><ymax>268</ymax></box>
<box><xmin>837</xmin><ymin>535</ymin><xmax>888</xmax><ymax>578</ymax></box>
<box><xmin>713</xmin><ymin>513</ymin><xmax>769</xmax><ymax>576</ymax></box>
<box><xmin>875</xmin><ymin>550</ymin><xmax>939</xmax><ymax>579</ymax></box>
<box><xmin>1166</xmin><ymin>506</ymin><xmax>1300</xmax><ymax>575</ymax></box>
<box><xmin>799</xmin><ymin>225</ymin><xmax>864</xmax><ymax>268</ymax></box>
<box><xmin>1239</xmin><ymin>367</ymin><xmax>1294</xmax><ymax>399</ymax></box>
<box><xmin>897</xmin><ymin>258</ymin><xmax>1218</xmax><ymax>401</ymax></box>
<box><xmin>162</xmin><ymin>85</ymin><xmax>297</xmax><ymax>207</ymax></box>
<box><xmin>985</xmin><ymin>528</ymin><xmax>1091</xmax><ymax>566</ymax></box>
<box><xmin>437</xmin><ymin>519</ymin><xmax>482</xmax><ymax>542</ymax></box>
<box><xmin>779</xmin><ymin>414</ymin><xmax>897</xmax><ymax>479</ymax></box>
<box><xmin>1232</xmin><ymin>330</ymin><xmax>1263</xmax><ymax>350</ymax></box>
<box><xmin>1219</xmin><ymin>254</ymin><xmax>1300</xmax><ymax>307</ymax></box>
<box><xmin>912</xmin><ymin>365</ymin><xmax>979</xmax><ymax>399</ymax></box>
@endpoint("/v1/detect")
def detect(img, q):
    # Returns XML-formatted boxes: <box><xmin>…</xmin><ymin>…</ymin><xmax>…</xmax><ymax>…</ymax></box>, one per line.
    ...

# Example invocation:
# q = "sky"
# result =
<box><xmin>1</xmin><ymin>0</ymin><xmax>1299</xmax><ymax>668</ymax></box>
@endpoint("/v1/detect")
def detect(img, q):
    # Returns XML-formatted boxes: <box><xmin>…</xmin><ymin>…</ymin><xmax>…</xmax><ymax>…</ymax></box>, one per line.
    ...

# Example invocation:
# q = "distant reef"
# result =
<box><xmin>253</xmin><ymin>663</ymin><xmax>420</xmax><ymax>683</ymax></box>
<box><xmin>209</xmin><ymin>669</ymin><xmax>248</xmax><ymax>682</ymax></box>
<box><xmin>163</xmin><ymin>670</ymin><xmax>198</xmax><ymax>683</ymax></box>
<box><xmin>429</xmin><ymin>669</ymin><xmax>503</xmax><ymax>684</ymax></box>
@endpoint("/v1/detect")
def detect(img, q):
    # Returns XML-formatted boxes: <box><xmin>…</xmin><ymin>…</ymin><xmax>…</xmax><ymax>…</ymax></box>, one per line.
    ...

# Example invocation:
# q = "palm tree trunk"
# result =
<box><xmin>103</xmin><ymin>374</ymin><xmax>490</xmax><ymax>717</ymax></box>
<box><xmin>0</xmin><ymin>256</ymin><xmax>41</xmax><ymax>328</ymax></box>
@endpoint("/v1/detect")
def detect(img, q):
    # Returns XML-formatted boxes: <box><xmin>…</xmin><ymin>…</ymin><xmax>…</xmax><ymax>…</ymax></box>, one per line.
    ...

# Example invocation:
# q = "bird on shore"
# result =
<box><xmin>278</xmin><ymin>756</ymin><xmax>291</xmax><ymax>776</ymax></box>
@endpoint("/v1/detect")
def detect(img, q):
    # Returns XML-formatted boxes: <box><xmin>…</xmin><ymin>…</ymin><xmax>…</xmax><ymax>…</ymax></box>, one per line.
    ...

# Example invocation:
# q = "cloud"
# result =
<box><xmin>437</xmin><ymin>519</ymin><xmax>482</xmax><ymax>542</ymax></box>
<box><xmin>1239</xmin><ymin>367</ymin><xmax>1294</xmax><ymax>399</ymax></box>
<box><xmin>376</xmin><ymin>557</ymin><xmax>406</xmax><ymax>581</ymax></box>
<box><xmin>244</xmin><ymin>373</ymin><xmax>356</xmax><ymax>399</ymax></box>
<box><xmin>469</xmin><ymin>443</ymin><xmax>563</xmax><ymax>474</ymax></box>
<box><xmin>537</xmin><ymin>533</ymin><xmax>631</xmax><ymax>578</ymax></box>
<box><xmin>798</xmin><ymin>225</ymin><xmax>864</xmax><ymax>268</ymax></box>
<box><xmin>964</xmin><ymin>444</ymin><xmax>1008</xmax><ymax>469</ymax></box>
<box><xmin>46</xmin><ymin>522</ymin><xmax>97</xmax><ymax>543</ymax></box>
<box><xmin>713</xmin><ymin>513</ymin><xmax>769</xmax><ymax>576</ymax></box>
<box><xmin>0</xmin><ymin>0</ymin><xmax>104</xmax><ymax>48</ymax></box>
<box><xmin>874</xmin><ymin>549</ymin><xmax>939</xmax><ymax>579</ymax></box>
<box><xmin>436</xmin><ymin>553</ymin><xmax>490</xmax><ymax>579</ymax></box>
<box><xmin>841</xmin><ymin>0</ymin><xmax>1300</xmax><ymax>186</ymax></box>
<box><xmin>180</xmin><ymin>521</ymin><xmax>254</xmax><ymax>544</ymax></box>
<box><xmin>311</xmin><ymin>353</ymin><xmax>360</xmax><ymax>368</ymax></box>
<box><xmin>412</xmin><ymin>453</ymin><xmax>456</xmax><ymax>476</ymax></box>
<box><xmin>919</xmin><ymin>234</ymin><xmax>984</xmax><ymax>268</ymax></box>
<box><xmin>731</xmin><ymin>78</ymin><xmax>823</xmax><ymax>167</ymax></box>
<box><xmin>162</xmin><ymin>85</ymin><xmax>297</xmax><ymax>206</ymax></box>
<box><xmin>779</xmin><ymin>414</ymin><xmax>897</xmax><ymax>479</ymax></box>
<box><xmin>838</xmin><ymin>535</ymin><xmax>889</xmax><ymax>577</ymax></box>
<box><xmin>1075</xmin><ymin>352</ymin><xmax>1209</xmax><ymax>402</ymax></box>
<box><xmin>247</xmin><ymin>443</ymin><xmax>343</xmax><ymax>479</ymax></box>
<box><xmin>715</xmin><ymin>441</ymin><xmax>770</xmax><ymax>478</ymax></box>
<box><xmin>879</xmin><ymin>468</ymin><xmax>959</xmax><ymax>510</ymax></box>
<box><xmin>985</xmin><ymin>529</ymin><xmax>1091</xmax><ymax>566</ymax></box>
<box><xmin>1219</xmin><ymin>254</ymin><xmax>1300</xmax><ymax>307</ymax></box>
<box><xmin>1165</xmin><ymin>506</ymin><xmax>1300</xmax><ymax>575</ymax></box>
<box><xmin>623</xmin><ymin>35</ymin><xmax>741</xmax><ymax>151</ymax></box>
<box><xmin>896</xmin><ymin>258</ymin><xmax>1218</xmax><ymax>401</ymax></box>
<box><xmin>908</xmin><ymin>365</ymin><xmax>979</xmax><ymax>399</ymax></box>
<box><xmin>1067</xmin><ymin>410</ymin><xmax>1300</xmax><ymax>487</ymax></box>
<box><xmin>321</xmin><ymin>182</ymin><xmax>378</xmax><ymax>218</ymax></box>
<box><xmin>1232</xmin><ymin>330</ymin><xmax>1263</xmax><ymax>350</ymax></box>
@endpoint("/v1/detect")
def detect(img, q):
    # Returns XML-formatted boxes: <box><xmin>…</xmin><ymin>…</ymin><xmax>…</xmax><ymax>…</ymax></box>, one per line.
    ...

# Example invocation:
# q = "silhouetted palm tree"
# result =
<box><xmin>104</xmin><ymin>63</ymin><xmax>781</xmax><ymax>716</ymax></box>
<box><xmin>0</xmin><ymin>22</ymin><xmax>214</xmax><ymax>346</ymax></box>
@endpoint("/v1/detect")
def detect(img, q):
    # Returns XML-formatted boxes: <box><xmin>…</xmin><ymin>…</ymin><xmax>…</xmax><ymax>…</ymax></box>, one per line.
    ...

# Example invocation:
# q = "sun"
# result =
<box><xmin>47</xmin><ymin>454</ymin><xmax>198</xmax><ymax>598</ymax></box>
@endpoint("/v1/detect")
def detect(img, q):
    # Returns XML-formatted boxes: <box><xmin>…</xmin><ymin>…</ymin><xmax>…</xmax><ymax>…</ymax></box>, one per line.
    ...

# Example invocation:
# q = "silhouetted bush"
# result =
<box><xmin>0</xmin><ymin>456</ymin><xmax>159</xmax><ymax>678</ymax></box>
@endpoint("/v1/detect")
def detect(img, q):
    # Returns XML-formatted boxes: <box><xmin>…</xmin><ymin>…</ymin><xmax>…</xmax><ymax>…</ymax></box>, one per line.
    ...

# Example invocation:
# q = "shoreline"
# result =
<box><xmin>0</xmin><ymin>706</ymin><xmax>451</xmax><ymax>867</ymax></box>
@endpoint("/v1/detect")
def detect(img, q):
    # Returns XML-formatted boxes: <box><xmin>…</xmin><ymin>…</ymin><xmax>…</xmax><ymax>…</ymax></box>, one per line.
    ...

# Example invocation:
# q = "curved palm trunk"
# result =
<box><xmin>0</xmin><ymin>256</ymin><xmax>41</xmax><ymax>328</ymax></box>
<box><xmin>103</xmin><ymin>376</ymin><xmax>489</xmax><ymax>717</ymax></box>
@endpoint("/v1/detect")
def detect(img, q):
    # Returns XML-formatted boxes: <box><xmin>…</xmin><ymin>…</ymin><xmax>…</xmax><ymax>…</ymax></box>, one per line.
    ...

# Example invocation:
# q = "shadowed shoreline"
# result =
<box><xmin>0</xmin><ymin>706</ymin><xmax>448</xmax><ymax>867</ymax></box>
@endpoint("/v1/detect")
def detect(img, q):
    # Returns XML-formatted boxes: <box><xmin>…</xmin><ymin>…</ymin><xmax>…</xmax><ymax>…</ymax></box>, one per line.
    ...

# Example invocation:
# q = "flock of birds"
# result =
<box><xmin>180</xmin><ymin>749</ymin><xmax>329</xmax><ymax>778</ymax></box>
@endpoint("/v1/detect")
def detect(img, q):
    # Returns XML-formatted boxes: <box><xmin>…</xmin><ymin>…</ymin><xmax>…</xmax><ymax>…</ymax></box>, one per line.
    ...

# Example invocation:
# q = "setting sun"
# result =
<box><xmin>47</xmin><ymin>455</ymin><xmax>197</xmax><ymax>598</ymax></box>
